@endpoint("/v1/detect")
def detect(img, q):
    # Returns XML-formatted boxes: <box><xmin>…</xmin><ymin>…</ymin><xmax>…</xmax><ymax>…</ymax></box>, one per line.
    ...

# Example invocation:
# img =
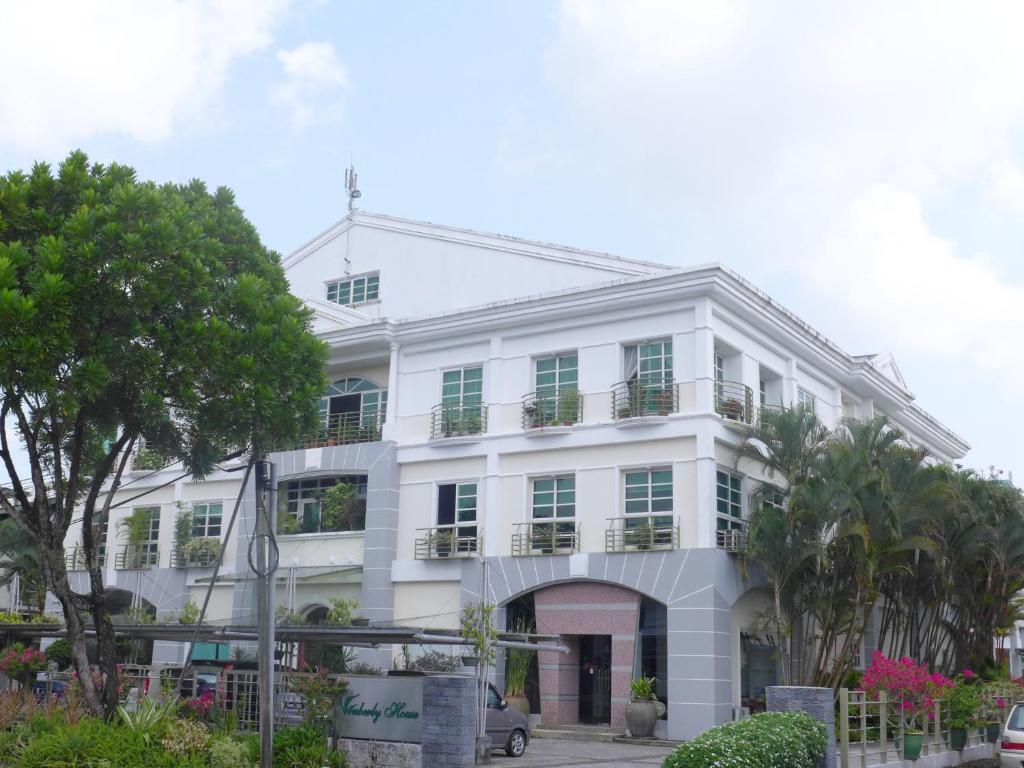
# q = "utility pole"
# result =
<box><xmin>253</xmin><ymin>457</ymin><xmax>277</xmax><ymax>768</ymax></box>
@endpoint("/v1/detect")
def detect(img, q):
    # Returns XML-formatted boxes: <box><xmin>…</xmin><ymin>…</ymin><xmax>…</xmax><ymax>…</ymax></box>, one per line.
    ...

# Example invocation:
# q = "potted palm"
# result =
<box><xmin>625</xmin><ymin>676</ymin><xmax>664</xmax><ymax>738</ymax></box>
<box><xmin>504</xmin><ymin>619</ymin><xmax>533</xmax><ymax>715</ymax></box>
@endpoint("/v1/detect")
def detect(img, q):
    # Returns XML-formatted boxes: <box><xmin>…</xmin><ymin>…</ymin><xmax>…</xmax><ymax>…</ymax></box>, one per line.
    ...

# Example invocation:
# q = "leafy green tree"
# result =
<box><xmin>0</xmin><ymin>152</ymin><xmax>326</xmax><ymax>715</ymax></box>
<box><xmin>0</xmin><ymin>517</ymin><xmax>48</xmax><ymax>616</ymax></box>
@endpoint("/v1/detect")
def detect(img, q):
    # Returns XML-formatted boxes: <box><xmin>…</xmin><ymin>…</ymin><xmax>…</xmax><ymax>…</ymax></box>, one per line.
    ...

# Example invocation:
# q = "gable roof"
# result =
<box><xmin>853</xmin><ymin>352</ymin><xmax>908</xmax><ymax>389</ymax></box>
<box><xmin>282</xmin><ymin>210</ymin><xmax>673</xmax><ymax>276</ymax></box>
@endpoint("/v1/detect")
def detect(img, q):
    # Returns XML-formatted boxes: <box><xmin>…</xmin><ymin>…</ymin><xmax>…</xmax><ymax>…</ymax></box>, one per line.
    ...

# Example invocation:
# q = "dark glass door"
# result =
<box><xmin>578</xmin><ymin>635</ymin><xmax>611</xmax><ymax>724</ymax></box>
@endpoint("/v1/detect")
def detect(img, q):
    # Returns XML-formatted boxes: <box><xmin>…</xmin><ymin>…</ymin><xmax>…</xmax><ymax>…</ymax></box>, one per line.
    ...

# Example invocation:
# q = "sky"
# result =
<box><xmin>1</xmin><ymin>0</ymin><xmax>1022</xmax><ymax>482</ymax></box>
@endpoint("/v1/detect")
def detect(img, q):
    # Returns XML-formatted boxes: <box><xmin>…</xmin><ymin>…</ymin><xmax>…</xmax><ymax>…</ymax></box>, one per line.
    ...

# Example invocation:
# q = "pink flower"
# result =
<box><xmin>963</xmin><ymin>669</ymin><xmax>976</xmax><ymax>679</ymax></box>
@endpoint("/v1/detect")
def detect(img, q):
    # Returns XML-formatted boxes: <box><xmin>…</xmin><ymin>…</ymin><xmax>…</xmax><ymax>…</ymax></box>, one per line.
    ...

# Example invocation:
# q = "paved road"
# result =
<box><xmin>492</xmin><ymin>739</ymin><xmax>674</xmax><ymax>768</ymax></box>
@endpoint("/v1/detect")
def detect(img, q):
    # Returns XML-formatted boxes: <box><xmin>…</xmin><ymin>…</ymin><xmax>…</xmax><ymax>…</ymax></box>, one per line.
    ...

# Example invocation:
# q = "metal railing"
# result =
<box><xmin>414</xmin><ymin>525</ymin><xmax>480</xmax><ymax>559</ymax></box>
<box><xmin>611</xmin><ymin>380</ymin><xmax>678</xmax><ymax>420</ymax></box>
<box><xmin>716</xmin><ymin>522</ymin><xmax>748</xmax><ymax>553</ymax></box>
<box><xmin>511</xmin><ymin>521</ymin><xmax>580</xmax><ymax>555</ymax></box>
<box><xmin>170</xmin><ymin>541</ymin><xmax>221</xmax><ymax>568</ymax></box>
<box><xmin>605</xmin><ymin>516</ymin><xmax>678</xmax><ymax>552</ymax></box>
<box><xmin>837</xmin><ymin>687</ymin><xmax>1006</xmax><ymax>767</ymax></box>
<box><xmin>714</xmin><ymin>380</ymin><xmax>755</xmax><ymax>425</ymax></box>
<box><xmin>521</xmin><ymin>390</ymin><xmax>582</xmax><ymax>429</ymax></box>
<box><xmin>757</xmin><ymin>402</ymin><xmax>786</xmax><ymax>426</ymax></box>
<box><xmin>300</xmin><ymin>409</ymin><xmax>384</xmax><ymax>449</ymax></box>
<box><xmin>114</xmin><ymin>544</ymin><xmax>159</xmax><ymax>570</ymax></box>
<box><xmin>430</xmin><ymin>401</ymin><xmax>487</xmax><ymax>439</ymax></box>
<box><xmin>65</xmin><ymin>546</ymin><xmax>106</xmax><ymax>570</ymax></box>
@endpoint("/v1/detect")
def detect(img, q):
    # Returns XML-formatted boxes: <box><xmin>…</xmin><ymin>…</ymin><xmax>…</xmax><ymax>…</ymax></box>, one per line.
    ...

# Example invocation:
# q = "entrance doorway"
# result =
<box><xmin>578</xmin><ymin>635</ymin><xmax>611</xmax><ymax>724</ymax></box>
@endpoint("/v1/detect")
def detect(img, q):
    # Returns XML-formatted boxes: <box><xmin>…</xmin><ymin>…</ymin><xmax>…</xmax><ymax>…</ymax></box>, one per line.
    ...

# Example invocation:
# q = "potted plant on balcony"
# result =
<box><xmin>652</xmin><ymin>387</ymin><xmax>673</xmax><ymax>416</ymax></box>
<box><xmin>523</xmin><ymin>400</ymin><xmax>540</xmax><ymax>429</ymax></box>
<box><xmin>182</xmin><ymin>537</ymin><xmax>220</xmax><ymax>567</ymax></box>
<box><xmin>628</xmin><ymin>521</ymin><xmax>656</xmax><ymax>550</ymax></box>
<box><xmin>118</xmin><ymin>507</ymin><xmax>154</xmax><ymax>568</ymax></box>
<box><xmin>720</xmin><ymin>398</ymin><xmax>744</xmax><ymax>421</ymax></box>
<box><xmin>626</xmin><ymin>676</ymin><xmax>664</xmax><ymax>738</ymax></box>
<box><xmin>557</xmin><ymin>389</ymin><xmax>581</xmax><ymax>425</ymax></box>
<box><xmin>427</xmin><ymin>528</ymin><xmax>455</xmax><ymax>558</ymax></box>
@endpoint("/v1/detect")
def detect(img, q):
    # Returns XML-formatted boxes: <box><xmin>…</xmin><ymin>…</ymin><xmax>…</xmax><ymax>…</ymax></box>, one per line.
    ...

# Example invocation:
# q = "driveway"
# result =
<box><xmin>492</xmin><ymin>738</ymin><xmax>674</xmax><ymax>768</ymax></box>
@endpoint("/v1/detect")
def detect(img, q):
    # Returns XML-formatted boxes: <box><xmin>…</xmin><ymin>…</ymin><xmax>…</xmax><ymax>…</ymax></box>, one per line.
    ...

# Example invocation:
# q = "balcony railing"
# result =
<box><xmin>605</xmin><ymin>516</ymin><xmax>679</xmax><ymax>552</ymax></box>
<box><xmin>300</xmin><ymin>409</ymin><xmax>384</xmax><ymax>449</ymax></box>
<box><xmin>511</xmin><ymin>521</ymin><xmax>579</xmax><ymax>556</ymax></box>
<box><xmin>611</xmin><ymin>380</ymin><xmax>679</xmax><ymax>420</ymax></box>
<box><xmin>170</xmin><ymin>540</ymin><xmax>221</xmax><ymax>568</ymax></box>
<box><xmin>757</xmin><ymin>402</ymin><xmax>786</xmax><ymax>426</ymax></box>
<box><xmin>65</xmin><ymin>546</ymin><xmax>106</xmax><ymax>570</ymax></box>
<box><xmin>414</xmin><ymin>526</ymin><xmax>480</xmax><ymax>559</ymax></box>
<box><xmin>716</xmin><ymin>520</ymin><xmax>749</xmax><ymax>553</ymax></box>
<box><xmin>430</xmin><ymin>401</ymin><xmax>486</xmax><ymax>439</ymax></box>
<box><xmin>714</xmin><ymin>380</ymin><xmax>755</xmax><ymax>425</ymax></box>
<box><xmin>114</xmin><ymin>545</ymin><xmax>159</xmax><ymax>570</ymax></box>
<box><xmin>521</xmin><ymin>389</ymin><xmax>582</xmax><ymax>429</ymax></box>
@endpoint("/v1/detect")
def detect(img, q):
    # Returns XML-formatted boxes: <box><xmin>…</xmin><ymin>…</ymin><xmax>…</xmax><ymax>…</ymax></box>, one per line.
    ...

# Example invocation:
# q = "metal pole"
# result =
<box><xmin>254</xmin><ymin>457</ymin><xmax>277</xmax><ymax>768</ymax></box>
<box><xmin>479</xmin><ymin>560</ymin><xmax>489</xmax><ymax>743</ymax></box>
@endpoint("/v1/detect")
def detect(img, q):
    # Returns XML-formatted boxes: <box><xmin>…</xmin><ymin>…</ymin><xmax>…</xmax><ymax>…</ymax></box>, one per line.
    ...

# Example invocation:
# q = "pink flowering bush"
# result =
<box><xmin>861</xmin><ymin>652</ymin><xmax>953</xmax><ymax>731</ymax></box>
<box><xmin>182</xmin><ymin>690</ymin><xmax>215</xmax><ymax>720</ymax></box>
<box><xmin>0</xmin><ymin>644</ymin><xmax>48</xmax><ymax>686</ymax></box>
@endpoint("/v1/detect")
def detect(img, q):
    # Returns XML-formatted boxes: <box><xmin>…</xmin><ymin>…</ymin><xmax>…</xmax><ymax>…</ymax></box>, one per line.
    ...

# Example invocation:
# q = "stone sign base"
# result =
<box><xmin>336</xmin><ymin>738</ymin><xmax>422</xmax><ymax>768</ymax></box>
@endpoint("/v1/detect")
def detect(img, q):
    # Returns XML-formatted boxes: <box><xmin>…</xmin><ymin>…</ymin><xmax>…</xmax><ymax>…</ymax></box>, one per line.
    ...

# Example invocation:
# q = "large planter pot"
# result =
<box><xmin>902</xmin><ymin>731</ymin><xmax>924</xmax><ymax>761</ymax></box>
<box><xmin>950</xmin><ymin>726</ymin><xmax>968</xmax><ymax>751</ymax></box>
<box><xmin>986</xmin><ymin>722</ymin><xmax>1002</xmax><ymax>743</ymax></box>
<box><xmin>506</xmin><ymin>694</ymin><xmax>530</xmax><ymax>716</ymax></box>
<box><xmin>625</xmin><ymin>698</ymin><xmax>663</xmax><ymax>738</ymax></box>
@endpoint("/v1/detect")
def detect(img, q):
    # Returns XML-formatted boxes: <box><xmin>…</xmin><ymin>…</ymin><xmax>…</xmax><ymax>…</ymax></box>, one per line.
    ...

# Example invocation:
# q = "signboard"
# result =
<box><xmin>333</xmin><ymin>675</ymin><xmax>424</xmax><ymax>743</ymax></box>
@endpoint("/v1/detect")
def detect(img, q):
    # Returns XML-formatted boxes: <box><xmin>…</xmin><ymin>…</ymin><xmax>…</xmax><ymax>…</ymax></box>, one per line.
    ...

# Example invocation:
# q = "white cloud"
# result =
<box><xmin>0</xmin><ymin>0</ymin><xmax>289</xmax><ymax>152</ymax></box>
<box><xmin>536</xmin><ymin>0</ymin><xmax>1024</xmax><ymax>396</ymax></box>
<box><xmin>270</xmin><ymin>42</ymin><xmax>350</xmax><ymax>130</ymax></box>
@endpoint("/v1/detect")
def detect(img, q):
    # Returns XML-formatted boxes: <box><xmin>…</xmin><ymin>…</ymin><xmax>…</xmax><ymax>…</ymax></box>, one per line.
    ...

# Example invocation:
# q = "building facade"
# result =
<box><xmin>59</xmin><ymin>212</ymin><xmax>969</xmax><ymax>740</ymax></box>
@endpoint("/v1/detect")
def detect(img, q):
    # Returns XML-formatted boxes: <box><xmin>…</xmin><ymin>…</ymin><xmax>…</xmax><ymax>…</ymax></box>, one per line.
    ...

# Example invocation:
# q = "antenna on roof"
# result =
<box><xmin>345</xmin><ymin>165</ymin><xmax>361</xmax><ymax>213</ymax></box>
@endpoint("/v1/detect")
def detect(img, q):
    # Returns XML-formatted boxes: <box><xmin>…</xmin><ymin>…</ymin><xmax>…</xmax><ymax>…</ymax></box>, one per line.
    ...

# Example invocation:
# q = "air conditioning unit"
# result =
<box><xmin>732</xmin><ymin>706</ymin><xmax>750</xmax><ymax>721</ymax></box>
<box><xmin>716</xmin><ymin>529</ymin><xmax>747</xmax><ymax>553</ymax></box>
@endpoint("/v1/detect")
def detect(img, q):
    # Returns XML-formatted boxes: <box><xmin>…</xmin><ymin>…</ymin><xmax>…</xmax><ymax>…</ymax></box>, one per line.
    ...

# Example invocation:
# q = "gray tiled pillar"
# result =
<box><xmin>767</xmin><ymin>686</ymin><xmax>835</xmax><ymax>768</ymax></box>
<box><xmin>422</xmin><ymin>675</ymin><xmax>477</xmax><ymax>767</ymax></box>
<box><xmin>666</xmin><ymin>586</ymin><xmax>733</xmax><ymax>740</ymax></box>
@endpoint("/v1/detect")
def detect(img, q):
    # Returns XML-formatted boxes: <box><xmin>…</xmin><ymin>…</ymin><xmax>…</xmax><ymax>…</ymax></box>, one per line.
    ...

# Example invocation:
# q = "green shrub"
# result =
<box><xmin>662</xmin><ymin>712</ymin><xmax>826</xmax><ymax>768</ymax></box>
<box><xmin>272</xmin><ymin>724</ymin><xmax>347</xmax><ymax>767</ymax></box>
<box><xmin>42</xmin><ymin>638</ymin><xmax>73</xmax><ymax>669</ymax></box>
<box><xmin>210</xmin><ymin>735</ymin><xmax>256</xmax><ymax>768</ymax></box>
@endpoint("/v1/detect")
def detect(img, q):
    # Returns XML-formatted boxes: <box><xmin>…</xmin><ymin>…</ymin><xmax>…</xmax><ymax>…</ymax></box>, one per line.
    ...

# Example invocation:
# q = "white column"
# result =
<box><xmin>695</xmin><ymin>422</ymin><xmax>718</xmax><ymax>548</ymax></box>
<box><xmin>694</xmin><ymin>298</ymin><xmax>715</xmax><ymax>413</ymax></box>
<box><xmin>381</xmin><ymin>342</ymin><xmax>399</xmax><ymax>441</ymax></box>
<box><xmin>484</xmin><ymin>337</ymin><xmax>503</xmax><ymax>556</ymax></box>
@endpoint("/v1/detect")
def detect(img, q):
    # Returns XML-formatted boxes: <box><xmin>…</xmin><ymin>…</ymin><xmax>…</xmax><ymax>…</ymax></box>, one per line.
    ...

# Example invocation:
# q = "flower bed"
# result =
<box><xmin>661</xmin><ymin>712</ymin><xmax>826</xmax><ymax>768</ymax></box>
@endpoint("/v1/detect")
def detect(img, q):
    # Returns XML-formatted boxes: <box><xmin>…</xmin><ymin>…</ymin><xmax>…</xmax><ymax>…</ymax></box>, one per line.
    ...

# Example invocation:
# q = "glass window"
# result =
<box><xmin>637</xmin><ymin>341</ymin><xmax>672</xmax><ymax>384</ymax></box>
<box><xmin>532</xmin><ymin>476</ymin><xmax>575</xmax><ymax>519</ymax></box>
<box><xmin>759</xmin><ymin>379</ymin><xmax>766</xmax><ymax>406</ymax></box>
<box><xmin>797</xmin><ymin>387</ymin><xmax>815</xmax><ymax>411</ymax></box>
<box><xmin>279</xmin><ymin>475</ymin><xmax>367</xmax><ymax>533</ymax></box>
<box><xmin>624</xmin><ymin>469</ymin><xmax>673</xmax><ymax>515</ymax></box>
<box><xmin>535</xmin><ymin>353</ymin><xmax>578</xmax><ymax>393</ymax></box>
<box><xmin>437</xmin><ymin>482</ymin><xmax>478</xmax><ymax>552</ymax></box>
<box><xmin>326</xmin><ymin>273</ymin><xmax>380</xmax><ymax>307</ymax></box>
<box><xmin>716</xmin><ymin>471</ymin><xmax>743</xmax><ymax>530</ymax></box>
<box><xmin>761</xmin><ymin>486</ymin><xmax>785</xmax><ymax>514</ymax></box>
<box><xmin>442</xmin><ymin>366</ymin><xmax>483</xmax><ymax>405</ymax></box>
<box><xmin>715</xmin><ymin>353</ymin><xmax>726</xmax><ymax>384</ymax></box>
<box><xmin>191</xmin><ymin>502</ymin><xmax>223</xmax><ymax>538</ymax></box>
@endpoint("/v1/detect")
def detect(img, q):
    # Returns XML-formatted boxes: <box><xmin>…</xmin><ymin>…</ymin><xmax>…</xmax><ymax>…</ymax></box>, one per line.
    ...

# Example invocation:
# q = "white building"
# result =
<box><xmin>61</xmin><ymin>211</ymin><xmax>969</xmax><ymax>740</ymax></box>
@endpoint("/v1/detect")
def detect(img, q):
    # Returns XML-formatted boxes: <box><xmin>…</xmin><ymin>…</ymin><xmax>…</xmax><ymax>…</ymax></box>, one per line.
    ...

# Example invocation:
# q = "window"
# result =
<box><xmin>625</xmin><ymin>340</ymin><xmax>672</xmax><ymax>384</ymax></box>
<box><xmin>280</xmin><ymin>475</ymin><xmax>367</xmax><ymax>534</ymax></box>
<box><xmin>437</xmin><ymin>366</ymin><xmax>485</xmax><ymax>436</ymax></box>
<box><xmin>797</xmin><ymin>387</ymin><xmax>815</xmax><ymax>411</ymax></box>
<box><xmin>716</xmin><ymin>471</ymin><xmax>743</xmax><ymax>531</ymax></box>
<box><xmin>442</xmin><ymin>366</ymin><xmax>483</xmax><ymax>405</ymax></box>
<box><xmin>93</xmin><ymin>515</ymin><xmax>109</xmax><ymax>566</ymax></box>
<box><xmin>191</xmin><ymin>502</ymin><xmax>223</xmax><ymax>538</ymax></box>
<box><xmin>761</xmin><ymin>486</ymin><xmax>785</xmax><ymax>515</ymax></box>
<box><xmin>759</xmin><ymin>379</ymin><xmax>767</xmax><ymax>407</ymax></box>
<box><xmin>623</xmin><ymin>469</ymin><xmax>673</xmax><ymax>546</ymax></box>
<box><xmin>715</xmin><ymin>353</ymin><xmax>726</xmax><ymax>385</ymax></box>
<box><xmin>530</xmin><ymin>476</ymin><xmax>576</xmax><ymax>551</ymax></box>
<box><xmin>437</xmin><ymin>482</ymin><xmax>478</xmax><ymax>552</ymax></box>
<box><xmin>317</xmin><ymin>378</ymin><xmax>387</xmax><ymax>444</ymax></box>
<box><xmin>326</xmin><ymin>273</ymin><xmax>379</xmax><ymax>306</ymax></box>
<box><xmin>535</xmin><ymin>353</ymin><xmax>578</xmax><ymax>393</ymax></box>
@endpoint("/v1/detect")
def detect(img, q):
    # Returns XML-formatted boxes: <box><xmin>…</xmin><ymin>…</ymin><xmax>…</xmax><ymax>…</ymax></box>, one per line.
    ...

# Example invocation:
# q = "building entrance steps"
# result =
<box><xmin>531</xmin><ymin>724</ymin><xmax>623</xmax><ymax>743</ymax></box>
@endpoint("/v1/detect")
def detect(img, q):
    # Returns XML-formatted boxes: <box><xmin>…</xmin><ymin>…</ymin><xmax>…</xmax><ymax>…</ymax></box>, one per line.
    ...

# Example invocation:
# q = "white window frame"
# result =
<box><xmin>797</xmin><ymin>387</ymin><xmax>816</xmax><ymax>411</ymax></box>
<box><xmin>191</xmin><ymin>501</ymin><xmax>224</xmax><ymax>538</ymax></box>
<box><xmin>716</xmin><ymin>470</ymin><xmax>744</xmax><ymax>531</ymax></box>
<box><xmin>325</xmin><ymin>271</ymin><xmax>380</xmax><ymax>307</ymax></box>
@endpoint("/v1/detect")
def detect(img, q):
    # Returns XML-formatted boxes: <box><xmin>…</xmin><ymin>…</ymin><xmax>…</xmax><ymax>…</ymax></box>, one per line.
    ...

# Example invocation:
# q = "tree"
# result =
<box><xmin>0</xmin><ymin>517</ymin><xmax>48</xmax><ymax>616</ymax></box>
<box><xmin>0</xmin><ymin>152</ymin><xmax>327</xmax><ymax>715</ymax></box>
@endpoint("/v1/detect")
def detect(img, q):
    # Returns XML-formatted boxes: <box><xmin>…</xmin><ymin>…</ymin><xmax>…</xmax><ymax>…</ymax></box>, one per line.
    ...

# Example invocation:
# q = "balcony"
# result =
<box><xmin>414</xmin><ymin>526</ymin><xmax>480</xmax><ymax>559</ymax></box>
<box><xmin>511</xmin><ymin>521</ymin><xmax>580</xmax><ymax>556</ymax></box>
<box><xmin>611</xmin><ymin>380</ymin><xmax>679</xmax><ymax>420</ymax></box>
<box><xmin>757</xmin><ymin>402</ymin><xmax>786</xmax><ymax>426</ymax></box>
<box><xmin>300</xmin><ymin>409</ymin><xmax>384</xmax><ymax>449</ymax></box>
<box><xmin>521</xmin><ymin>390</ymin><xmax>582</xmax><ymax>430</ymax></box>
<box><xmin>605</xmin><ymin>516</ymin><xmax>679</xmax><ymax>552</ymax></box>
<box><xmin>65</xmin><ymin>546</ymin><xmax>106</xmax><ymax>570</ymax></box>
<box><xmin>430</xmin><ymin>402</ymin><xmax>486</xmax><ymax>440</ymax></box>
<box><xmin>170</xmin><ymin>538</ymin><xmax>221</xmax><ymax>568</ymax></box>
<box><xmin>114</xmin><ymin>545</ymin><xmax>159</xmax><ymax>570</ymax></box>
<box><xmin>714</xmin><ymin>381</ymin><xmax>755</xmax><ymax>425</ymax></box>
<box><xmin>716</xmin><ymin>520</ymin><xmax>749</xmax><ymax>553</ymax></box>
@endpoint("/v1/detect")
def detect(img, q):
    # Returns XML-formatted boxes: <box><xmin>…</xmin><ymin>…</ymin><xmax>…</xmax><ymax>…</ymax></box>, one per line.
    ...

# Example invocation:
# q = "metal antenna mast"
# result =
<box><xmin>345</xmin><ymin>166</ymin><xmax>361</xmax><ymax>213</ymax></box>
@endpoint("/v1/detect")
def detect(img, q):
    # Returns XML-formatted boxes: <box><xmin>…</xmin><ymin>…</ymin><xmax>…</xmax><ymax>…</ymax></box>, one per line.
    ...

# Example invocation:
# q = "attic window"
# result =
<box><xmin>327</xmin><ymin>272</ymin><xmax>379</xmax><ymax>306</ymax></box>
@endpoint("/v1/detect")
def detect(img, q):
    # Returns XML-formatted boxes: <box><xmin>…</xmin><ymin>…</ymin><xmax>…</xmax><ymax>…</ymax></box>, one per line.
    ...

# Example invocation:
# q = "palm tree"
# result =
<box><xmin>0</xmin><ymin>517</ymin><xmax>47</xmax><ymax>616</ymax></box>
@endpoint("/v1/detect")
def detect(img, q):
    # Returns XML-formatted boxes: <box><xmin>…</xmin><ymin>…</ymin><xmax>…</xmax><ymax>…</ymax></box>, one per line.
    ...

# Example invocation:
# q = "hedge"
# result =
<box><xmin>662</xmin><ymin>712</ymin><xmax>827</xmax><ymax>768</ymax></box>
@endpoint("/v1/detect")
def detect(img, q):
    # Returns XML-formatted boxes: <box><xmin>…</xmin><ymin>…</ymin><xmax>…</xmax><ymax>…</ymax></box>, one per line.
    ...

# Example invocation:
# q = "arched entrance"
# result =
<box><xmin>503</xmin><ymin>581</ymin><xmax>666</xmax><ymax>731</ymax></box>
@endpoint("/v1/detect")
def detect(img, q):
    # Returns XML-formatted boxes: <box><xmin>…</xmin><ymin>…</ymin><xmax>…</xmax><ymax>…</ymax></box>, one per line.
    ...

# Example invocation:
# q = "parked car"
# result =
<box><xmin>1000</xmin><ymin>702</ymin><xmax>1024</xmax><ymax>767</ymax></box>
<box><xmin>486</xmin><ymin>683</ymin><xmax>530</xmax><ymax>758</ymax></box>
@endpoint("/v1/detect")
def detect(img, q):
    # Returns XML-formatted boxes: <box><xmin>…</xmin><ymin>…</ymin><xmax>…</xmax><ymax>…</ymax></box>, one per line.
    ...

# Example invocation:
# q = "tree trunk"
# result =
<box><xmin>42</xmin><ymin>547</ymin><xmax>103</xmax><ymax>716</ymax></box>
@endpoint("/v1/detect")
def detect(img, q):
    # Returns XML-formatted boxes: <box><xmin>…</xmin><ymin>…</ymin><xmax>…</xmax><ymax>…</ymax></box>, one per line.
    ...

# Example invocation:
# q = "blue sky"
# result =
<box><xmin>1</xmin><ymin>1</ymin><xmax>1022</xmax><ymax>482</ymax></box>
